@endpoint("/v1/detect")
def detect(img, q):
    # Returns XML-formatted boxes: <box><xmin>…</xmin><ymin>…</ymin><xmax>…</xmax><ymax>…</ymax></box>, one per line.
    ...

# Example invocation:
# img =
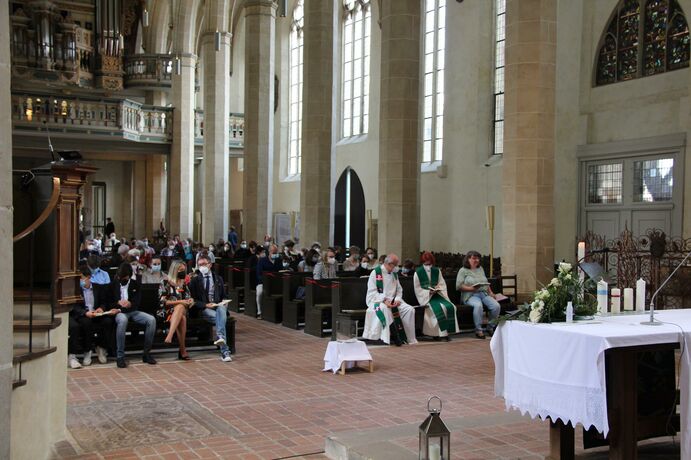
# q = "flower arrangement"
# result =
<box><xmin>510</xmin><ymin>262</ymin><xmax>598</xmax><ymax>323</ymax></box>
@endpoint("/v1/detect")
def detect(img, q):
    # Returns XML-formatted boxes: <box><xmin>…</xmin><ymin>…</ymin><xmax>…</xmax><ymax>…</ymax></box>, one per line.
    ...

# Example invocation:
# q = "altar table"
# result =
<box><xmin>323</xmin><ymin>340</ymin><xmax>374</xmax><ymax>375</ymax></box>
<box><xmin>491</xmin><ymin>310</ymin><xmax>691</xmax><ymax>459</ymax></box>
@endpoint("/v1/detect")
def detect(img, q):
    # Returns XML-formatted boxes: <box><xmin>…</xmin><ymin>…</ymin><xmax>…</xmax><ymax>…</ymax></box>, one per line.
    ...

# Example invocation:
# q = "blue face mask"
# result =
<box><xmin>151</xmin><ymin>264</ymin><xmax>161</xmax><ymax>272</ymax></box>
<box><xmin>79</xmin><ymin>279</ymin><xmax>87</xmax><ymax>289</ymax></box>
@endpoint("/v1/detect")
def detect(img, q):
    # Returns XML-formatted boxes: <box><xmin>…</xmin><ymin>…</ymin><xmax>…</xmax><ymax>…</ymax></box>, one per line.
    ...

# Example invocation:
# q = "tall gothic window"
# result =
<box><xmin>288</xmin><ymin>0</ymin><xmax>304</xmax><ymax>176</ymax></box>
<box><xmin>596</xmin><ymin>0</ymin><xmax>690</xmax><ymax>86</ymax></box>
<box><xmin>493</xmin><ymin>0</ymin><xmax>506</xmax><ymax>155</ymax></box>
<box><xmin>342</xmin><ymin>0</ymin><xmax>371</xmax><ymax>138</ymax></box>
<box><xmin>422</xmin><ymin>0</ymin><xmax>446</xmax><ymax>163</ymax></box>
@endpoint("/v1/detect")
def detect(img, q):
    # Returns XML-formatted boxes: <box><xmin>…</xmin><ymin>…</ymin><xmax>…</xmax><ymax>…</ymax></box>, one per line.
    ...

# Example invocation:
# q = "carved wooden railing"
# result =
<box><xmin>13</xmin><ymin>177</ymin><xmax>60</xmax><ymax>243</ymax></box>
<box><xmin>123</xmin><ymin>54</ymin><xmax>173</xmax><ymax>89</ymax></box>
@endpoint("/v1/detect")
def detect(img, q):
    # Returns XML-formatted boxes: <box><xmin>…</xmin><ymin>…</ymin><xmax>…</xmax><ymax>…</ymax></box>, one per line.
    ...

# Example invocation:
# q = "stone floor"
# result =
<box><xmin>51</xmin><ymin>313</ymin><xmax>680</xmax><ymax>459</ymax></box>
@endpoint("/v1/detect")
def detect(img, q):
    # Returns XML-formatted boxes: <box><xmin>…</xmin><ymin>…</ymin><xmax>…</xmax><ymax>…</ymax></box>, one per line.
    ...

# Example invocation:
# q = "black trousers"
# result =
<box><xmin>68</xmin><ymin>315</ymin><xmax>115</xmax><ymax>354</ymax></box>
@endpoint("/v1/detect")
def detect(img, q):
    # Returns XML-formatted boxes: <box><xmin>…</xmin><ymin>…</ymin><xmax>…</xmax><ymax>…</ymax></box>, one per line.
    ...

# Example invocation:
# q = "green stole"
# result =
<box><xmin>373</xmin><ymin>266</ymin><xmax>408</xmax><ymax>344</ymax></box>
<box><xmin>416</xmin><ymin>266</ymin><xmax>457</xmax><ymax>333</ymax></box>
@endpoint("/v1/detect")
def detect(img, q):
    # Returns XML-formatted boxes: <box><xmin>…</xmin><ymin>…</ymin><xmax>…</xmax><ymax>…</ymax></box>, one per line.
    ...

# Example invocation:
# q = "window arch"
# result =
<box><xmin>595</xmin><ymin>0</ymin><xmax>690</xmax><ymax>86</ymax></box>
<box><xmin>422</xmin><ymin>0</ymin><xmax>446</xmax><ymax>164</ymax></box>
<box><xmin>288</xmin><ymin>0</ymin><xmax>304</xmax><ymax>176</ymax></box>
<box><xmin>342</xmin><ymin>0</ymin><xmax>371</xmax><ymax>138</ymax></box>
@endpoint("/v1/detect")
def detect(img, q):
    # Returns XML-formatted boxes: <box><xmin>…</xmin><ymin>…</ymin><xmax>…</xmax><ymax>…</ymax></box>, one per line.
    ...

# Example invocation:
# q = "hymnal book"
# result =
<box><xmin>472</xmin><ymin>282</ymin><xmax>490</xmax><ymax>287</ymax></box>
<box><xmin>495</xmin><ymin>293</ymin><xmax>508</xmax><ymax>302</ymax></box>
<box><xmin>209</xmin><ymin>299</ymin><xmax>231</xmax><ymax>308</ymax></box>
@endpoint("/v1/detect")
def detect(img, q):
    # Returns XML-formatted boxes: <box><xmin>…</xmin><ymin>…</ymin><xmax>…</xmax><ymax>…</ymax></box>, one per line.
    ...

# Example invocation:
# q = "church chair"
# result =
<box><xmin>261</xmin><ymin>271</ymin><xmax>284</xmax><ymax>323</ymax></box>
<box><xmin>243</xmin><ymin>268</ymin><xmax>257</xmax><ymax>318</ymax></box>
<box><xmin>226</xmin><ymin>262</ymin><xmax>246</xmax><ymax>312</ymax></box>
<box><xmin>304</xmin><ymin>278</ymin><xmax>333</xmax><ymax>337</ymax></box>
<box><xmin>282</xmin><ymin>272</ymin><xmax>310</xmax><ymax>329</ymax></box>
<box><xmin>330</xmin><ymin>277</ymin><xmax>369</xmax><ymax>340</ymax></box>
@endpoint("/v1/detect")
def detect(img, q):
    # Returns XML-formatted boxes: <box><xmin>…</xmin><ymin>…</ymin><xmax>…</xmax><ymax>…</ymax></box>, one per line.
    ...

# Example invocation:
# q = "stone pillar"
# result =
<box><xmin>133</xmin><ymin>159</ymin><xmax>146</xmax><ymax>238</ymax></box>
<box><xmin>502</xmin><ymin>0</ymin><xmax>556</xmax><ymax>295</ymax></box>
<box><xmin>169</xmin><ymin>54</ymin><xmax>196</xmax><ymax>238</ymax></box>
<box><xmin>243</xmin><ymin>0</ymin><xmax>276</xmax><ymax>241</ymax></box>
<box><xmin>378</xmin><ymin>0</ymin><xmax>420</xmax><ymax>261</ymax></box>
<box><xmin>145</xmin><ymin>155</ymin><xmax>165</xmax><ymax>238</ymax></box>
<box><xmin>0</xmin><ymin>1</ymin><xmax>13</xmax><ymax>456</ymax></box>
<box><xmin>201</xmin><ymin>1</ymin><xmax>231</xmax><ymax>244</ymax></box>
<box><xmin>299</xmin><ymin>0</ymin><xmax>334</xmax><ymax>246</ymax></box>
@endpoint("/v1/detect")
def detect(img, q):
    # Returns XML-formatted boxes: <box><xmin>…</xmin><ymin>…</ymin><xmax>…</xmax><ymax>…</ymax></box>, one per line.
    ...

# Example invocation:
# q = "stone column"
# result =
<box><xmin>0</xmin><ymin>1</ymin><xmax>13</xmax><ymax>456</ymax></box>
<box><xmin>201</xmin><ymin>1</ymin><xmax>231</xmax><ymax>244</ymax></box>
<box><xmin>243</xmin><ymin>0</ymin><xmax>276</xmax><ymax>241</ymax></box>
<box><xmin>502</xmin><ymin>0</ymin><xmax>556</xmax><ymax>295</ymax></box>
<box><xmin>133</xmin><ymin>159</ymin><xmax>146</xmax><ymax>238</ymax></box>
<box><xmin>378</xmin><ymin>0</ymin><xmax>420</xmax><ymax>261</ymax></box>
<box><xmin>299</xmin><ymin>0</ymin><xmax>334</xmax><ymax>246</ymax></box>
<box><xmin>145</xmin><ymin>154</ymin><xmax>165</xmax><ymax>238</ymax></box>
<box><xmin>169</xmin><ymin>54</ymin><xmax>196</xmax><ymax>238</ymax></box>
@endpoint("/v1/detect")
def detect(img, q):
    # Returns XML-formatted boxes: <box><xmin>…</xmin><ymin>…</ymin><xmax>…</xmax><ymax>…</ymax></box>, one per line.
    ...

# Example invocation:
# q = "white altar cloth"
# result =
<box><xmin>491</xmin><ymin>310</ymin><xmax>691</xmax><ymax>458</ymax></box>
<box><xmin>323</xmin><ymin>340</ymin><xmax>373</xmax><ymax>374</ymax></box>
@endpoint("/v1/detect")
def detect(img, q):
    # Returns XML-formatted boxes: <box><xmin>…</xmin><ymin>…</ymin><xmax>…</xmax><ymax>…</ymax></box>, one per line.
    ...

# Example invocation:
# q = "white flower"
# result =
<box><xmin>529</xmin><ymin>308</ymin><xmax>542</xmax><ymax>323</ymax></box>
<box><xmin>564</xmin><ymin>273</ymin><xmax>572</xmax><ymax>280</ymax></box>
<box><xmin>558</xmin><ymin>262</ymin><xmax>572</xmax><ymax>274</ymax></box>
<box><xmin>548</xmin><ymin>278</ymin><xmax>561</xmax><ymax>288</ymax></box>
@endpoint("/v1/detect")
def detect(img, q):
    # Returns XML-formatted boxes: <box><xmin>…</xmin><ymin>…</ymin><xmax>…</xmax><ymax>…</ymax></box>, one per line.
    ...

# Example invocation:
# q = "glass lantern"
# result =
<box><xmin>419</xmin><ymin>396</ymin><xmax>450</xmax><ymax>460</ymax></box>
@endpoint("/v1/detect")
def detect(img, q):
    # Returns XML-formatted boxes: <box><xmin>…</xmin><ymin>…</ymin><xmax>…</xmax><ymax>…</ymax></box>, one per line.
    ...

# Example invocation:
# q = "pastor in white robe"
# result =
<box><xmin>414</xmin><ymin>265</ymin><xmax>459</xmax><ymax>337</ymax></box>
<box><xmin>362</xmin><ymin>267</ymin><xmax>417</xmax><ymax>344</ymax></box>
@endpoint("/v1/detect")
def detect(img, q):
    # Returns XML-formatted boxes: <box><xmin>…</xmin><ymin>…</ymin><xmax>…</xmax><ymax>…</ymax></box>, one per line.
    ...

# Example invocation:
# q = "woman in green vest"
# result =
<box><xmin>414</xmin><ymin>252</ymin><xmax>459</xmax><ymax>340</ymax></box>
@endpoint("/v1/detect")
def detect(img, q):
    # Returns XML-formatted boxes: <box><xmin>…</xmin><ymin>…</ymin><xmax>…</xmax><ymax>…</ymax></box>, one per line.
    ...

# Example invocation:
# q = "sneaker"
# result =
<box><xmin>82</xmin><ymin>350</ymin><xmax>93</xmax><ymax>366</ymax></box>
<box><xmin>116</xmin><ymin>358</ymin><xmax>127</xmax><ymax>368</ymax></box>
<box><xmin>96</xmin><ymin>346</ymin><xmax>108</xmax><ymax>364</ymax></box>
<box><xmin>213</xmin><ymin>336</ymin><xmax>226</xmax><ymax>346</ymax></box>
<box><xmin>142</xmin><ymin>354</ymin><xmax>157</xmax><ymax>365</ymax></box>
<box><xmin>221</xmin><ymin>352</ymin><xmax>232</xmax><ymax>362</ymax></box>
<box><xmin>68</xmin><ymin>354</ymin><xmax>82</xmax><ymax>369</ymax></box>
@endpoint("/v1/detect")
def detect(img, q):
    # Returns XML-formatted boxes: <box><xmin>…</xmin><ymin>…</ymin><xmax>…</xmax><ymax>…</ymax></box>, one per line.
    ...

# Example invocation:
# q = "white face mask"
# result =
<box><xmin>328</xmin><ymin>257</ymin><xmax>336</xmax><ymax>264</ymax></box>
<box><xmin>240</xmin><ymin>244</ymin><xmax>247</xmax><ymax>249</ymax></box>
<box><xmin>199</xmin><ymin>265</ymin><xmax>210</xmax><ymax>275</ymax></box>
<box><xmin>392</xmin><ymin>266</ymin><xmax>400</xmax><ymax>274</ymax></box>
<box><xmin>87</xmin><ymin>245</ymin><xmax>94</xmax><ymax>250</ymax></box>
<box><xmin>361</xmin><ymin>262</ymin><xmax>369</xmax><ymax>269</ymax></box>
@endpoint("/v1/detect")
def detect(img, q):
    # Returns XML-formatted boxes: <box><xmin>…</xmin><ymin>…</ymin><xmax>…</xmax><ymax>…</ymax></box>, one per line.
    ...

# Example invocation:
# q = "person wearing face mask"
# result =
<box><xmin>141</xmin><ymin>257</ymin><xmax>167</xmax><ymax>284</ymax></box>
<box><xmin>355</xmin><ymin>255</ymin><xmax>372</xmax><ymax>277</ymax></box>
<box><xmin>297</xmin><ymin>248</ymin><xmax>320</xmax><ymax>273</ymax></box>
<box><xmin>414</xmin><ymin>252</ymin><xmax>458</xmax><ymax>340</ymax></box>
<box><xmin>313</xmin><ymin>249</ymin><xmax>338</xmax><ymax>280</ymax></box>
<box><xmin>188</xmin><ymin>256</ymin><xmax>233</xmax><ymax>361</ymax></box>
<box><xmin>342</xmin><ymin>246</ymin><xmax>361</xmax><ymax>271</ymax></box>
<box><xmin>255</xmin><ymin>245</ymin><xmax>280</xmax><ymax>319</ymax></box>
<box><xmin>234</xmin><ymin>240</ymin><xmax>251</xmax><ymax>261</ymax></box>
<box><xmin>79</xmin><ymin>239</ymin><xmax>99</xmax><ymax>260</ymax></box>
<box><xmin>96</xmin><ymin>263</ymin><xmax>157</xmax><ymax>368</ymax></box>
<box><xmin>159</xmin><ymin>261</ymin><xmax>193</xmax><ymax>360</ymax></box>
<box><xmin>161</xmin><ymin>240</ymin><xmax>177</xmax><ymax>257</ymax></box>
<box><xmin>362</xmin><ymin>253</ymin><xmax>417</xmax><ymax>345</ymax></box>
<box><xmin>365</xmin><ymin>247</ymin><xmax>377</xmax><ymax>266</ymax></box>
<box><xmin>400</xmin><ymin>259</ymin><xmax>416</xmax><ymax>277</ymax></box>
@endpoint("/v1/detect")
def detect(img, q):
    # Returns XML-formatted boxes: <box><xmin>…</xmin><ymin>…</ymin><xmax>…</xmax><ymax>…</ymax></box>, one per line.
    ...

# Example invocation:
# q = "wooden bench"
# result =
<box><xmin>261</xmin><ymin>271</ymin><xmax>284</xmax><ymax>323</ymax></box>
<box><xmin>125</xmin><ymin>283</ymin><xmax>237</xmax><ymax>354</ymax></box>
<box><xmin>243</xmin><ymin>267</ymin><xmax>258</xmax><ymax>318</ymax></box>
<box><xmin>304</xmin><ymin>278</ymin><xmax>335</xmax><ymax>337</ymax></box>
<box><xmin>225</xmin><ymin>262</ymin><xmax>247</xmax><ymax>313</ymax></box>
<box><xmin>331</xmin><ymin>277</ymin><xmax>369</xmax><ymax>340</ymax></box>
<box><xmin>282</xmin><ymin>272</ymin><xmax>310</xmax><ymax>329</ymax></box>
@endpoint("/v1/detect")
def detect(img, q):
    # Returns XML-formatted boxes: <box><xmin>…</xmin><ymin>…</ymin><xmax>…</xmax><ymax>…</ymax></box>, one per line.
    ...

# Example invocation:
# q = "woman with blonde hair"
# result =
<box><xmin>313</xmin><ymin>248</ymin><xmax>338</xmax><ymax>280</ymax></box>
<box><xmin>158</xmin><ymin>260</ymin><xmax>193</xmax><ymax>359</ymax></box>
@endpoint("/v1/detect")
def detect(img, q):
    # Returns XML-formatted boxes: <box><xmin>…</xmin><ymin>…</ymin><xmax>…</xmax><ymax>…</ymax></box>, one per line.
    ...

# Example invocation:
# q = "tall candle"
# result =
<box><xmin>636</xmin><ymin>278</ymin><xmax>646</xmax><ymax>312</ymax></box>
<box><xmin>578</xmin><ymin>242</ymin><xmax>586</xmax><ymax>284</ymax></box>
<box><xmin>623</xmin><ymin>288</ymin><xmax>634</xmax><ymax>311</ymax></box>
<box><xmin>597</xmin><ymin>279</ymin><xmax>608</xmax><ymax>315</ymax></box>
<box><xmin>611</xmin><ymin>288</ymin><xmax>621</xmax><ymax>314</ymax></box>
<box><xmin>429</xmin><ymin>444</ymin><xmax>441</xmax><ymax>460</ymax></box>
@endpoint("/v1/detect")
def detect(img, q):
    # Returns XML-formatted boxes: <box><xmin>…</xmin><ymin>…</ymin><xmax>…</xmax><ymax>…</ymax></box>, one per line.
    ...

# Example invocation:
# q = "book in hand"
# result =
<box><xmin>472</xmin><ymin>282</ymin><xmax>490</xmax><ymax>287</ymax></box>
<box><xmin>494</xmin><ymin>293</ymin><xmax>509</xmax><ymax>302</ymax></box>
<box><xmin>208</xmin><ymin>299</ymin><xmax>231</xmax><ymax>308</ymax></box>
<box><xmin>93</xmin><ymin>309</ymin><xmax>118</xmax><ymax>316</ymax></box>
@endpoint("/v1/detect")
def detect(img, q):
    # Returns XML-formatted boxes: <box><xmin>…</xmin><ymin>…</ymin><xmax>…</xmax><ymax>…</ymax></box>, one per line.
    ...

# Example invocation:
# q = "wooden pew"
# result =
<box><xmin>261</xmin><ymin>271</ymin><xmax>284</xmax><ymax>323</ymax></box>
<box><xmin>225</xmin><ymin>262</ymin><xmax>246</xmax><ymax>312</ymax></box>
<box><xmin>331</xmin><ymin>277</ymin><xmax>369</xmax><ymax>340</ymax></box>
<box><xmin>244</xmin><ymin>267</ymin><xmax>257</xmax><ymax>318</ymax></box>
<box><xmin>304</xmin><ymin>278</ymin><xmax>335</xmax><ymax>337</ymax></box>
<box><xmin>282</xmin><ymin>272</ymin><xmax>310</xmax><ymax>329</ymax></box>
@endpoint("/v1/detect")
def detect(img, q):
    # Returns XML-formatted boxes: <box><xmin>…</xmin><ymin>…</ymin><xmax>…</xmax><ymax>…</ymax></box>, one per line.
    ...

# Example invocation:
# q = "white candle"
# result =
<box><xmin>611</xmin><ymin>288</ymin><xmax>621</xmax><ymax>314</ymax></box>
<box><xmin>578</xmin><ymin>242</ymin><xmax>586</xmax><ymax>284</ymax></box>
<box><xmin>623</xmin><ymin>288</ymin><xmax>634</xmax><ymax>311</ymax></box>
<box><xmin>597</xmin><ymin>280</ymin><xmax>608</xmax><ymax>315</ymax></box>
<box><xmin>429</xmin><ymin>444</ymin><xmax>441</xmax><ymax>460</ymax></box>
<box><xmin>636</xmin><ymin>278</ymin><xmax>646</xmax><ymax>312</ymax></box>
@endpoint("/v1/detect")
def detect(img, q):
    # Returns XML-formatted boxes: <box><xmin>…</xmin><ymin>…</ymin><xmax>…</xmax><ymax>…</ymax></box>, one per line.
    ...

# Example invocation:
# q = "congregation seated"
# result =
<box><xmin>354</xmin><ymin>255</ymin><xmax>373</xmax><ymax>277</ymax></box>
<box><xmin>109</xmin><ymin>243</ymin><xmax>129</xmax><ymax>268</ymax></box>
<box><xmin>189</xmin><ymin>255</ymin><xmax>233</xmax><ymax>362</ymax></box>
<box><xmin>255</xmin><ymin>245</ymin><xmax>280</xmax><ymax>319</ymax></box>
<box><xmin>79</xmin><ymin>239</ymin><xmax>100</xmax><ymax>261</ymax></box>
<box><xmin>362</xmin><ymin>253</ymin><xmax>417</xmax><ymax>345</ymax></box>
<box><xmin>67</xmin><ymin>266</ymin><xmax>114</xmax><ymax>369</ymax></box>
<box><xmin>413</xmin><ymin>252</ymin><xmax>458</xmax><ymax>340</ymax></box>
<box><xmin>456</xmin><ymin>250</ymin><xmax>500</xmax><ymax>339</ymax></box>
<box><xmin>313</xmin><ymin>248</ymin><xmax>338</xmax><ymax>280</ymax></box>
<box><xmin>342</xmin><ymin>246</ymin><xmax>360</xmax><ymax>271</ymax></box>
<box><xmin>95</xmin><ymin>263</ymin><xmax>157</xmax><ymax>368</ymax></box>
<box><xmin>364</xmin><ymin>247</ymin><xmax>378</xmax><ymax>269</ymax></box>
<box><xmin>400</xmin><ymin>258</ymin><xmax>416</xmax><ymax>277</ymax></box>
<box><xmin>282</xmin><ymin>239</ymin><xmax>302</xmax><ymax>270</ymax></box>
<box><xmin>141</xmin><ymin>256</ymin><xmax>167</xmax><ymax>284</ymax></box>
<box><xmin>297</xmin><ymin>248</ymin><xmax>319</xmax><ymax>273</ymax></box>
<box><xmin>233</xmin><ymin>240</ymin><xmax>252</xmax><ymax>261</ymax></box>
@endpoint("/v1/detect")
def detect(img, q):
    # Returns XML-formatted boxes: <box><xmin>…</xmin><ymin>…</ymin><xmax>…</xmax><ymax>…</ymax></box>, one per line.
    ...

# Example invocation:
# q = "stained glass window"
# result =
<box><xmin>596</xmin><ymin>0</ymin><xmax>689</xmax><ymax>85</ymax></box>
<box><xmin>422</xmin><ymin>0</ymin><xmax>446</xmax><ymax>163</ymax></box>
<box><xmin>587</xmin><ymin>163</ymin><xmax>624</xmax><ymax>204</ymax></box>
<box><xmin>288</xmin><ymin>0</ymin><xmax>304</xmax><ymax>176</ymax></box>
<box><xmin>493</xmin><ymin>0</ymin><xmax>505</xmax><ymax>155</ymax></box>
<box><xmin>634</xmin><ymin>157</ymin><xmax>674</xmax><ymax>202</ymax></box>
<box><xmin>342</xmin><ymin>0</ymin><xmax>371</xmax><ymax>138</ymax></box>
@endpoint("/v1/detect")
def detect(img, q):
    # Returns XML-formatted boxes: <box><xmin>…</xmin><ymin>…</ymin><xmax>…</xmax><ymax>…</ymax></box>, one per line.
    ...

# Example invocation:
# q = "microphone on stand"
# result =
<box><xmin>43</xmin><ymin>121</ymin><xmax>56</xmax><ymax>162</ymax></box>
<box><xmin>641</xmin><ymin>250</ymin><xmax>691</xmax><ymax>326</ymax></box>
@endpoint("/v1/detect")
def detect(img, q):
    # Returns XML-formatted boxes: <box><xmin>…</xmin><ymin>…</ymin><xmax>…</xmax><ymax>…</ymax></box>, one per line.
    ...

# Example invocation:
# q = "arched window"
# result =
<box><xmin>492</xmin><ymin>0</ymin><xmax>505</xmax><ymax>156</ymax></box>
<box><xmin>422</xmin><ymin>0</ymin><xmax>446</xmax><ymax>164</ymax></box>
<box><xmin>596</xmin><ymin>0</ymin><xmax>690</xmax><ymax>86</ymax></box>
<box><xmin>288</xmin><ymin>0</ymin><xmax>304</xmax><ymax>176</ymax></box>
<box><xmin>342</xmin><ymin>0</ymin><xmax>371</xmax><ymax>138</ymax></box>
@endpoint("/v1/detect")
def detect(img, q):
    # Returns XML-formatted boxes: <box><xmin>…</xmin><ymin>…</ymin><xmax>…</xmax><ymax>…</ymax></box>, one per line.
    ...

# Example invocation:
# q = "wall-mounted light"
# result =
<box><xmin>175</xmin><ymin>56</ymin><xmax>182</xmax><ymax>75</ymax></box>
<box><xmin>279</xmin><ymin>0</ymin><xmax>287</xmax><ymax>17</ymax></box>
<box><xmin>142</xmin><ymin>8</ymin><xmax>149</xmax><ymax>27</ymax></box>
<box><xmin>119</xmin><ymin>34</ymin><xmax>125</xmax><ymax>51</ymax></box>
<box><xmin>215</xmin><ymin>30</ymin><xmax>221</xmax><ymax>51</ymax></box>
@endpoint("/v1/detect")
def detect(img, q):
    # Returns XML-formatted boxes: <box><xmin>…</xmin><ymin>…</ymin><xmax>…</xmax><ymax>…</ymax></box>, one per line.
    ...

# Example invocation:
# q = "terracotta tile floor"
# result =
<box><xmin>52</xmin><ymin>314</ymin><xmax>679</xmax><ymax>459</ymax></box>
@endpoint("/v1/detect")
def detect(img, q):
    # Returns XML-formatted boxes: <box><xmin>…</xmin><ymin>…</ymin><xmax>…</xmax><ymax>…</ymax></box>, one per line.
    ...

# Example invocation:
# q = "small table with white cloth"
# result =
<box><xmin>323</xmin><ymin>340</ymin><xmax>374</xmax><ymax>375</ymax></box>
<box><xmin>491</xmin><ymin>309</ymin><xmax>691</xmax><ymax>460</ymax></box>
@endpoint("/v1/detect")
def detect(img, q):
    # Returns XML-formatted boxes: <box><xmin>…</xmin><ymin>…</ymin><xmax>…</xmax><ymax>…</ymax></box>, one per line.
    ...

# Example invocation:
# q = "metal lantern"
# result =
<box><xmin>419</xmin><ymin>396</ymin><xmax>450</xmax><ymax>460</ymax></box>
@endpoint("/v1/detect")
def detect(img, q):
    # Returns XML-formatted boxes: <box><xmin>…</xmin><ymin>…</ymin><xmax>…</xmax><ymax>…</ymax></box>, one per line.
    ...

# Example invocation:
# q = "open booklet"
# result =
<box><xmin>92</xmin><ymin>309</ymin><xmax>118</xmax><ymax>316</ymax></box>
<box><xmin>207</xmin><ymin>299</ymin><xmax>231</xmax><ymax>308</ymax></box>
<box><xmin>472</xmin><ymin>282</ymin><xmax>490</xmax><ymax>287</ymax></box>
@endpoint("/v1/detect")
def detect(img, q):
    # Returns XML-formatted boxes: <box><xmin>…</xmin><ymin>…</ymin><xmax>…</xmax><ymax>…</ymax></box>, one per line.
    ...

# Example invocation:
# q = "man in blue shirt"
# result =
<box><xmin>227</xmin><ymin>226</ymin><xmax>239</xmax><ymax>252</ymax></box>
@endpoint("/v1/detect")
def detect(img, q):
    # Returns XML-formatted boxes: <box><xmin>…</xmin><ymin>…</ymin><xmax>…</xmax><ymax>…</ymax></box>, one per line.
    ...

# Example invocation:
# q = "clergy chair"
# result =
<box><xmin>330</xmin><ymin>277</ymin><xmax>369</xmax><ymax>340</ymax></box>
<box><xmin>304</xmin><ymin>278</ymin><xmax>333</xmax><ymax>337</ymax></box>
